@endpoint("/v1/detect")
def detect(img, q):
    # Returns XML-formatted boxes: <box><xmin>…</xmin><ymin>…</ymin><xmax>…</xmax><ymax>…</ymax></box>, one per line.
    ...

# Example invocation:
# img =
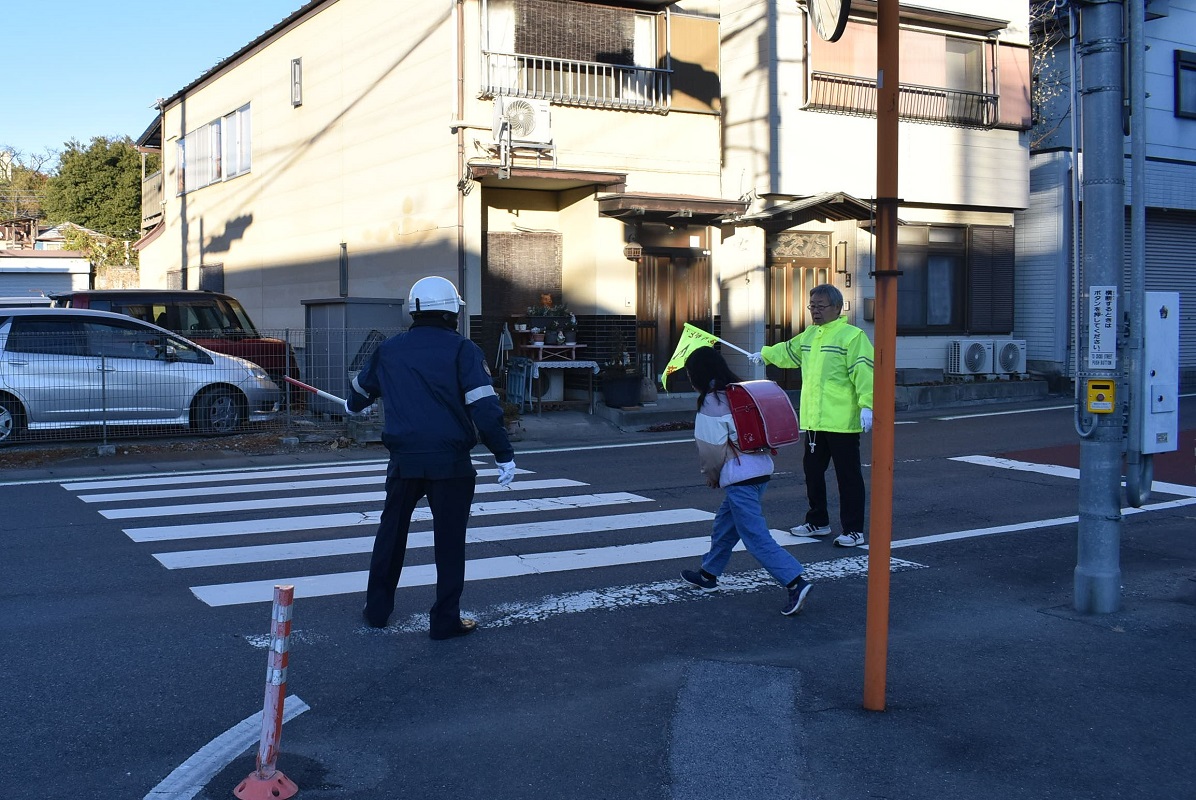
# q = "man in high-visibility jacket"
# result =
<box><xmin>749</xmin><ymin>284</ymin><xmax>874</xmax><ymax>547</ymax></box>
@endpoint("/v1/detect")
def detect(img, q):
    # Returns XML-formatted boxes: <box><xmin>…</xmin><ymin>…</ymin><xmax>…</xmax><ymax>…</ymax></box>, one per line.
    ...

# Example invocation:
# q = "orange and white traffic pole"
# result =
<box><xmin>234</xmin><ymin>585</ymin><xmax>299</xmax><ymax>800</ymax></box>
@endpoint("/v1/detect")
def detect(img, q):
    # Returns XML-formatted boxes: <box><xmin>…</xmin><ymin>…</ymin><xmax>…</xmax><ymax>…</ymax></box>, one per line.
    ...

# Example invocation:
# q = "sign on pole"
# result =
<box><xmin>1088</xmin><ymin>285</ymin><xmax>1117</xmax><ymax>370</ymax></box>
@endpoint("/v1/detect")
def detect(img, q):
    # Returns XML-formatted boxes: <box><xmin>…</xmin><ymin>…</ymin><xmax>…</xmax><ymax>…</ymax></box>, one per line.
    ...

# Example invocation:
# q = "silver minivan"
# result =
<box><xmin>0</xmin><ymin>308</ymin><xmax>281</xmax><ymax>444</ymax></box>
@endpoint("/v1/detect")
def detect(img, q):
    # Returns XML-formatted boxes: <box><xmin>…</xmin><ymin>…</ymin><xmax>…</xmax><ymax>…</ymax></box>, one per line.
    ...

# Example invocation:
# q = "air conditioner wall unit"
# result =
<box><xmin>992</xmin><ymin>339</ymin><xmax>1027</xmax><ymax>374</ymax></box>
<box><xmin>493</xmin><ymin>96</ymin><xmax>553</xmax><ymax>144</ymax></box>
<box><xmin>946</xmin><ymin>339</ymin><xmax>994</xmax><ymax>376</ymax></box>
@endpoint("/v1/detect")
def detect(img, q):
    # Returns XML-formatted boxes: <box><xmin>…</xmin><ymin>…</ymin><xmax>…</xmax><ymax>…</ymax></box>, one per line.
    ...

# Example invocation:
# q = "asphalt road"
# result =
<box><xmin>0</xmin><ymin>397</ymin><xmax>1192</xmax><ymax>800</ymax></box>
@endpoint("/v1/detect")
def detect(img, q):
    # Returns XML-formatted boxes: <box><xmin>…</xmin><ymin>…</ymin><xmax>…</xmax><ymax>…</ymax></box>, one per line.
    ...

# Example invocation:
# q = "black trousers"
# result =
<box><xmin>802</xmin><ymin>430</ymin><xmax>866</xmax><ymax>534</ymax></box>
<box><xmin>363</xmin><ymin>469</ymin><xmax>476</xmax><ymax>635</ymax></box>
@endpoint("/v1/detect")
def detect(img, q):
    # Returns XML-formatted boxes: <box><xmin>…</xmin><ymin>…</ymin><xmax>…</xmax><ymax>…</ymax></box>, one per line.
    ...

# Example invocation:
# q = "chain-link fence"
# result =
<box><xmin>0</xmin><ymin>322</ymin><xmax>401</xmax><ymax>448</ymax></box>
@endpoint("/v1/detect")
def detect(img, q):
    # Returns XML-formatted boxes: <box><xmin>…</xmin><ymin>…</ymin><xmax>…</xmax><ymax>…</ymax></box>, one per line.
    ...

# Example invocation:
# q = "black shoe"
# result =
<box><xmin>680</xmin><ymin>568</ymin><xmax>719</xmax><ymax>592</ymax></box>
<box><xmin>782</xmin><ymin>577</ymin><xmax>811</xmax><ymax>616</ymax></box>
<box><xmin>361</xmin><ymin>607</ymin><xmax>388</xmax><ymax>629</ymax></box>
<box><xmin>429</xmin><ymin>618</ymin><xmax>478</xmax><ymax>640</ymax></box>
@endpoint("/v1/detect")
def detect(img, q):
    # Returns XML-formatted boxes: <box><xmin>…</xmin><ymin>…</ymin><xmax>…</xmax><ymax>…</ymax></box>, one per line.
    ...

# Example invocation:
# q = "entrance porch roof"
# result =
<box><xmin>596</xmin><ymin>193</ymin><xmax>748</xmax><ymax>227</ymax></box>
<box><xmin>735</xmin><ymin>192</ymin><xmax>877</xmax><ymax>229</ymax></box>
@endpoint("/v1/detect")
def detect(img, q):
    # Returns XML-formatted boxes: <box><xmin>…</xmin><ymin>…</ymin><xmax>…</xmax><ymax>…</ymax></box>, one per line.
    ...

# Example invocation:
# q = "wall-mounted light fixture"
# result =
<box><xmin>291</xmin><ymin>58</ymin><xmax>303</xmax><ymax>107</ymax></box>
<box><xmin>623</xmin><ymin>240</ymin><xmax>643</xmax><ymax>261</ymax></box>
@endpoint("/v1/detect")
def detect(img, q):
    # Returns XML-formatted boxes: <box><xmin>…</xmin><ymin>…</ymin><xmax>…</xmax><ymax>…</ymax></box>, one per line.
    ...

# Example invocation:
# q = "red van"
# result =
<box><xmin>50</xmin><ymin>290</ymin><xmax>301</xmax><ymax>395</ymax></box>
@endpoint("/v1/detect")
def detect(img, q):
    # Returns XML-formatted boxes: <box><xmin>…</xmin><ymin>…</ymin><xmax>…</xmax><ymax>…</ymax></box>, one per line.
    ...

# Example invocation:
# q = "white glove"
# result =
<box><xmin>497</xmin><ymin>461</ymin><xmax>517</xmax><ymax>487</ymax></box>
<box><xmin>343</xmin><ymin>398</ymin><xmax>374</xmax><ymax>416</ymax></box>
<box><xmin>860</xmin><ymin>408</ymin><xmax>873</xmax><ymax>433</ymax></box>
<box><xmin>747</xmin><ymin>352</ymin><xmax>765</xmax><ymax>366</ymax></box>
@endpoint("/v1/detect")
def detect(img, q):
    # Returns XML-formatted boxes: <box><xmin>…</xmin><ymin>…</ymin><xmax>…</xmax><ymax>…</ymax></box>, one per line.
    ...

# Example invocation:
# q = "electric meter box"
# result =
<box><xmin>1139</xmin><ymin>291</ymin><xmax>1179</xmax><ymax>454</ymax></box>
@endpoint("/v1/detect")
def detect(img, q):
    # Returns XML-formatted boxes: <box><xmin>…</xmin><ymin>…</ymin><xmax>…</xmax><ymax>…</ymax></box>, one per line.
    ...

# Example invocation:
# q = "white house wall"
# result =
<box><xmin>719</xmin><ymin>0</ymin><xmax>1032</xmax><ymax>373</ymax></box>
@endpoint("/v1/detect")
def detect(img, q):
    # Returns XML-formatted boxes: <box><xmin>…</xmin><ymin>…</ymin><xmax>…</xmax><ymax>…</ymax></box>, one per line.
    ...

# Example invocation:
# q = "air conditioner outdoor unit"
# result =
<box><xmin>992</xmin><ymin>339</ymin><xmax>1027</xmax><ymax>375</ymax></box>
<box><xmin>946</xmin><ymin>339</ymin><xmax>994</xmax><ymax>376</ymax></box>
<box><xmin>493</xmin><ymin>96</ymin><xmax>553</xmax><ymax>144</ymax></box>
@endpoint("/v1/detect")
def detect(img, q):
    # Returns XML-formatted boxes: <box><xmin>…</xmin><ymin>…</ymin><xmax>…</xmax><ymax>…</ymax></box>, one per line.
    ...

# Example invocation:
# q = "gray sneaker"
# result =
<box><xmin>834</xmin><ymin>531</ymin><xmax>866</xmax><ymax>547</ymax></box>
<box><xmin>790</xmin><ymin>522</ymin><xmax>832</xmax><ymax>537</ymax></box>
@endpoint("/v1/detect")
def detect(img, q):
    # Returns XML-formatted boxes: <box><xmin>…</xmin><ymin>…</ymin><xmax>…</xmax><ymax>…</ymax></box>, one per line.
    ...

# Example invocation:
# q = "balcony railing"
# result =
<box><xmin>141</xmin><ymin>170</ymin><xmax>164</xmax><ymax>225</ymax></box>
<box><xmin>807</xmin><ymin>72</ymin><xmax>998</xmax><ymax>129</ymax></box>
<box><xmin>483</xmin><ymin>51</ymin><xmax>670</xmax><ymax>113</ymax></box>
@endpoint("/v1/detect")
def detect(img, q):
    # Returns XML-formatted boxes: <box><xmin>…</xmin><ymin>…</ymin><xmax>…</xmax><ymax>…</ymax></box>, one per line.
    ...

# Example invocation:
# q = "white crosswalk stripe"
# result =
<box><xmin>59</xmin><ymin>460</ymin><xmax>825</xmax><ymax>610</ymax></box>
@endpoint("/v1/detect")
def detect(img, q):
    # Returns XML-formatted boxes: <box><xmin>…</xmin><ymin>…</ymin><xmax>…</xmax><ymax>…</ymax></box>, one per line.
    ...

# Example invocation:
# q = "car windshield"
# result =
<box><xmin>175</xmin><ymin>298</ymin><xmax>260</xmax><ymax>336</ymax></box>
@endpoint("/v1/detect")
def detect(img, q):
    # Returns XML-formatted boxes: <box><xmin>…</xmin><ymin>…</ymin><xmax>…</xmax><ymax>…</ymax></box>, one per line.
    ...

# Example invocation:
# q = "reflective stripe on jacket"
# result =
<box><xmin>760</xmin><ymin>316</ymin><xmax>874</xmax><ymax>433</ymax></box>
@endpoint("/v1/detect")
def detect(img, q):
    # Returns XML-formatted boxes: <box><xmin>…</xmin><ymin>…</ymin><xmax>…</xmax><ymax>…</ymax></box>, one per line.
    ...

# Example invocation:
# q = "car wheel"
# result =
<box><xmin>194</xmin><ymin>387</ymin><xmax>244</xmax><ymax>435</ymax></box>
<box><xmin>0</xmin><ymin>397</ymin><xmax>24</xmax><ymax>446</ymax></box>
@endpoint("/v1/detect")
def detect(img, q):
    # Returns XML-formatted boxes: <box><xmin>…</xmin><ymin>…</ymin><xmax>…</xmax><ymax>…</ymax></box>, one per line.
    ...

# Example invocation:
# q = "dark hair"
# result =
<box><xmin>684</xmin><ymin>346</ymin><xmax>740</xmax><ymax>410</ymax></box>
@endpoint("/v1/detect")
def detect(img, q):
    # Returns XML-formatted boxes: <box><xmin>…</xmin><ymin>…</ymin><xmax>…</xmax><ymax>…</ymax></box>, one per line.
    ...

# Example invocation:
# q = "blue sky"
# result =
<box><xmin>2</xmin><ymin>0</ymin><xmax>302</xmax><ymax>162</ymax></box>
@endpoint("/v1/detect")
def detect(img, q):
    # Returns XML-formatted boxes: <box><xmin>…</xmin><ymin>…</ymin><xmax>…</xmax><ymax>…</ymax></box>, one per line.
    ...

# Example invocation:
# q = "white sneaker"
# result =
<box><xmin>834</xmin><ymin>531</ymin><xmax>866</xmax><ymax>547</ymax></box>
<box><xmin>790</xmin><ymin>522</ymin><xmax>832</xmax><ymax>537</ymax></box>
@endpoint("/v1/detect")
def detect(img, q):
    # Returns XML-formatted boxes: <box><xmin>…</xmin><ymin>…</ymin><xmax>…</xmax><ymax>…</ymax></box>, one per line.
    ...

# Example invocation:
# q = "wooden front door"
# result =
<box><xmin>766</xmin><ymin>232</ymin><xmax>834</xmax><ymax>390</ymax></box>
<box><xmin>637</xmin><ymin>250</ymin><xmax>711</xmax><ymax>392</ymax></box>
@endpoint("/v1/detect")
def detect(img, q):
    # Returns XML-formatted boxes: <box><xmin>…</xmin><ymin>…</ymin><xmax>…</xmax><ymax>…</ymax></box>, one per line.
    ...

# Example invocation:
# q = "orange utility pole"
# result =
<box><xmin>863</xmin><ymin>0</ymin><xmax>900</xmax><ymax>712</ymax></box>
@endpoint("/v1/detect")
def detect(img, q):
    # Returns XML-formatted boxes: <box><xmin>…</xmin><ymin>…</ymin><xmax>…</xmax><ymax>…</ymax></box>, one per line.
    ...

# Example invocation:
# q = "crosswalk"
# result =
<box><xmin>60</xmin><ymin>458</ymin><xmax>834</xmax><ymax>609</ymax></box>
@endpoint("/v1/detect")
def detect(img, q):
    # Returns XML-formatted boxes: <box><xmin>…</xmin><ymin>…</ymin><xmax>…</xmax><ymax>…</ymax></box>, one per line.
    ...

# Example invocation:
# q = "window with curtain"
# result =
<box><xmin>896</xmin><ymin>224</ymin><xmax>1013</xmax><ymax>334</ymax></box>
<box><xmin>176</xmin><ymin>104</ymin><xmax>251</xmax><ymax>194</ymax></box>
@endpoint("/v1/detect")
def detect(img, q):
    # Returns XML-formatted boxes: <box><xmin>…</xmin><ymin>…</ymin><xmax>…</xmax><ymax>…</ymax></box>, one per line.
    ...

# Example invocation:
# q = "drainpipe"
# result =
<box><xmin>455</xmin><ymin>0</ymin><xmax>468</xmax><ymax>334</ymax></box>
<box><xmin>1124</xmin><ymin>0</ymin><xmax>1151</xmax><ymax>506</ymax></box>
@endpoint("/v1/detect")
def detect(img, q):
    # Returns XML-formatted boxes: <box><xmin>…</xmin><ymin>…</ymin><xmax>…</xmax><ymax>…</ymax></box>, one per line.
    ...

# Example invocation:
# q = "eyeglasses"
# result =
<box><xmin>807</xmin><ymin>304</ymin><xmax>834</xmax><ymax>311</ymax></box>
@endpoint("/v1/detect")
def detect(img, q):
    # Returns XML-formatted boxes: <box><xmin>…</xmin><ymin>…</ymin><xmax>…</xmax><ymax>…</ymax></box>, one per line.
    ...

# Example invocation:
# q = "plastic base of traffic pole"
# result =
<box><xmin>233</xmin><ymin>769</ymin><xmax>299</xmax><ymax>800</ymax></box>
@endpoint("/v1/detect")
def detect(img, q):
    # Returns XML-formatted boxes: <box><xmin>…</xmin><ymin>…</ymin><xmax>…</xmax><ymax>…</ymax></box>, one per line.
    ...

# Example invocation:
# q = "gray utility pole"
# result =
<box><xmin>1075</xmin><ymin>0</ymin><xmax>1126</xmax><ymax>614</ymax></box>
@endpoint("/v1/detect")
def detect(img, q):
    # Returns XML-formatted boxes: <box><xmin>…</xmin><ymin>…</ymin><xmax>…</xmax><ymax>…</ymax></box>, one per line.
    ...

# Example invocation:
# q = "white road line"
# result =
<box><xmin>365</xmin><ymin>556</ymin><xmax>928</xmax><ymax>634</ymax></box>
<box><xmin>952</xmin><ymin>454</ymin><xmax>1196</xmax><ymax>498</ymax></box>
<box><xmin>75</xmin><ymin>467</ymin><xmax>529</xmax><ymax>503</ymax></box>
<box><xmin>936</xmin><ymin>404</ymin><xmax>1073</xmax><ymax>421</ymax></box>
<box><xmin>189</xmin><ymin>530</ymin><xmax>816</xmax><ymax>607</ymax></box>
<box><xmin>61</xmin><ymin>461</ymin><xmax>388</xmax><ymax>491</ymax></box>
<box><xmin>99</xmin><ymin>478</ymin><xmax>587</xmax><ymax>519</ymax></box>
<box><xmin>123</xmin><ymin>491</ymin><xmax>652</xmax><ymax>542</ymax></box>
<box><xmin>142</xmin><ymin>694</ymin><xmax>309</xmax><ymax>800</ymax></box>
<box><xmin>153</xmin><ymin>508</ymin><xmax>719</xmax><ymax>568</ymax></box>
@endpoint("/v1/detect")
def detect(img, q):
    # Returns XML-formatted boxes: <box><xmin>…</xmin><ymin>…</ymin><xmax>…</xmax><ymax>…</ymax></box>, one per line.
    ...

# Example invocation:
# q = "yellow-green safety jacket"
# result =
<box><xmin>760</xmin><ymin>316</ymin><xmax>874</xmax><ymax>433</ymax></box>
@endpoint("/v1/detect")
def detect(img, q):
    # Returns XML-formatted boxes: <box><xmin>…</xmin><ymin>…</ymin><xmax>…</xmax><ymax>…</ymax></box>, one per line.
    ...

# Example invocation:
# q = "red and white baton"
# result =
<box><xmin>284</xmin><ymin>375</ymin><xmax>347</xmax><ymax>406</ymax></box>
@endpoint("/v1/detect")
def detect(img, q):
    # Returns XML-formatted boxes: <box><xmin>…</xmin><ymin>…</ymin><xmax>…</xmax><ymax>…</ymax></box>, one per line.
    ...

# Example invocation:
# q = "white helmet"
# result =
<box><xmin>408</xmin><ymin>276</ymin><xmax>465</xmax><ymax>314</ymax></box>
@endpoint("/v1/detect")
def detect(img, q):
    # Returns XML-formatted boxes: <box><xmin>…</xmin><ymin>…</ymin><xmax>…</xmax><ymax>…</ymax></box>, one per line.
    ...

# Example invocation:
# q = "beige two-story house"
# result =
<box><xmin>136</xmin><ymin>0</ymin><xmax>737</xmax><ymax>389</ymax></box>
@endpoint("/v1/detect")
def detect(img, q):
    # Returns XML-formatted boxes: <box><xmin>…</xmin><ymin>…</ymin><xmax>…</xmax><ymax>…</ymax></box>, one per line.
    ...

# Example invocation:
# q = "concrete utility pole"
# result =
<box><xmin>1074</xmin><ymin>0</ymin><xmax>1126</xmax><ymax>614</ymax></box>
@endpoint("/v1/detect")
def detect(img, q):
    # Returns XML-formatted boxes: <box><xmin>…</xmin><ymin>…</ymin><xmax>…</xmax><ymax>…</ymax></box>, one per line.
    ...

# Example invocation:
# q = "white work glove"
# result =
<box><xmin>860</xmin><ymin>408</ymin><xmax>873</xmax><ymax>433</ymax></box>
<box><xmin>497</xmin><ymin>461</ymin><xmax>517</xmax><ymax>487</ymax></box>
<box><xmin>343</xmin><ymin>398</ymin><xmax>363</xmax><ymax>416</ymax></box>
<box><xmin>747</xmin><ymin>352</ymin><xmax>765</xmax><ymax>366</ymax></box>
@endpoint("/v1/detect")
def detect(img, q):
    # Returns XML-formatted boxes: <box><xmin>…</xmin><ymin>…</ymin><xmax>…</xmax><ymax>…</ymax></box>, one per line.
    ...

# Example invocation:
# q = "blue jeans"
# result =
<box><xmin>701</xmin><ymin>482</ymin><xmax>803</xmax><ymax>587</ymax></box>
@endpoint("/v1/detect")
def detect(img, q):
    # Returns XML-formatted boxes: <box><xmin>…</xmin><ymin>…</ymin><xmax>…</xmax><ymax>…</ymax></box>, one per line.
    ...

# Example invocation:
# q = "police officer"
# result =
<box><xmin>348</xmin><ymin>276</ymin><xmax>516</xmax><ymax>639</ymax></box>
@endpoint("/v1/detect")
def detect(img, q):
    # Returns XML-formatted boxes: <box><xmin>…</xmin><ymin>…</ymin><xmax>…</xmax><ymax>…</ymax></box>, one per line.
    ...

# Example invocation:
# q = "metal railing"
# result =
<box><xmin>483</xmin><ymin>51</ymin><xmax>671</xmax><ymax>112</ymax></box>
<box><xmin>807</xmin><ymin>71</ymin><xmax>998</xmax><ymax>128</ymax></box>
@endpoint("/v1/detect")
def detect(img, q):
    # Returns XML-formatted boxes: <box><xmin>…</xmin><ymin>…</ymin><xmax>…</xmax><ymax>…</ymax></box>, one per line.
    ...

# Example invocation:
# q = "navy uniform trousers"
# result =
<box><xmin>802</xmin><ymin>430</ymin><xmax>866</xmax><ymax>535</ymax></box>
<box><xmin>364</xmin><ymin>466</ymin><xmax>476</xmax><ymax>636</ymax></box>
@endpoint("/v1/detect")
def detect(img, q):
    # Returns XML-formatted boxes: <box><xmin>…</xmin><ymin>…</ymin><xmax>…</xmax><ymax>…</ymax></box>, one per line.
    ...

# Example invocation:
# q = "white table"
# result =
<box><xmin>530</xmin><ymin>360</ymin><xmax>601</xmax><ymax>415</ymax></box>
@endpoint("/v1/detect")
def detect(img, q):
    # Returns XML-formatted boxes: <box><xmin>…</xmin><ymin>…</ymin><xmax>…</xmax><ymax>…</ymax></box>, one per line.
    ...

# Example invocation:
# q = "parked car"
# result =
<box><xmin>0</xmin><ymin>308</ymin><xmax>281</xmax><ymax>445</ymax></box>
<box><xmin>49</xmin><ymin>290</ymin><xmax>301</xmax><ymax>393</ymax></box>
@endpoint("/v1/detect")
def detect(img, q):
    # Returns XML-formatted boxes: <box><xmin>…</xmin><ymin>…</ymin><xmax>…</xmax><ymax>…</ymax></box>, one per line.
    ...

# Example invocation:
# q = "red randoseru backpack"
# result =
<box><xmin>725</xmin><ymin>380</ymin><xmax>800</xmax><ymax>453</ymax></box>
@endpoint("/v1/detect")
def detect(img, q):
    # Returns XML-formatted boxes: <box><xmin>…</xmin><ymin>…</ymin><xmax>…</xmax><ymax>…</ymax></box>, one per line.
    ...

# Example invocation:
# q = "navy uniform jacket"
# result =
<box><xmin>347</xmin><ymin>320</ymin><xmax>514</xmax><ymax>478</ymax></box>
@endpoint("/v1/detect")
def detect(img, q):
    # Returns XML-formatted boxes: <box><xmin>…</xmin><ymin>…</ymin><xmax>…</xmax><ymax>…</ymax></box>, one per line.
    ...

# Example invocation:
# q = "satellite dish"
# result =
<box><xmin>809</xmin><ymin>0</ymin><xmax>850</xmax><ymax>43</ymax></box>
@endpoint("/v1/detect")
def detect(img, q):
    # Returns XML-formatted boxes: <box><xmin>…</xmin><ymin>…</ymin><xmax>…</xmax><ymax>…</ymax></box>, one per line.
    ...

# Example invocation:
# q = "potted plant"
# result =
<box><xmin>600</xmin><ymin>330</ymin><xmax>642</xmax><ymax>409</ymax></box>
<box><xmin>562</xmin><ymin>313</ymin><xmax>578</xmax><ymax>345</ymax></box>
<box><xmin>526</xmin><ymin>294</ymin><xmax>570</xmax><ymax>335</ymax></box>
